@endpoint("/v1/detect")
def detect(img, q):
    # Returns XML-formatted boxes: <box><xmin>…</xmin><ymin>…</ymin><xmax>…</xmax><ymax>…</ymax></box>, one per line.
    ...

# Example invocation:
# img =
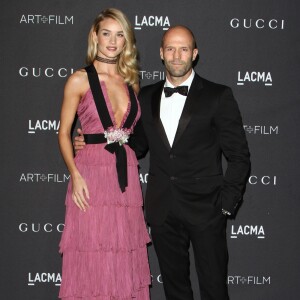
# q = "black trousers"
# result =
<box><xmin>151</xmin><ymin>202</ymin><xmax>229</xmax><ymax>300</ymax></box>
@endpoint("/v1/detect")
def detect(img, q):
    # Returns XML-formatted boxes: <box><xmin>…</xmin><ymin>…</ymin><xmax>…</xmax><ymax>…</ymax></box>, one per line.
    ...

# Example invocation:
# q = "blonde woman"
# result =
<box><xmin>58</xmin><ymin>8</ymin><xmax>150</xmax><ymax>299</ymax></box>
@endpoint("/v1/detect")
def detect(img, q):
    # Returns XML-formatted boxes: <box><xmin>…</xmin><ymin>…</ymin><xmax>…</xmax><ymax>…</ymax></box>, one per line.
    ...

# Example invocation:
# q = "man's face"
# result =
<box><xmin>160</xmin><ymin>27</ymin><xmax>198</xmax><ymax>80</ymax></box>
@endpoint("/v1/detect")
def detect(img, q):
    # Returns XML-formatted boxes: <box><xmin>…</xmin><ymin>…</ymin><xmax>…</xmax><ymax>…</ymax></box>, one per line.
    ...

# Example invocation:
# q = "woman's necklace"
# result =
<box><xmin>95</xmin><ymin>55</ymin><xmax>117</xmax><ymax>64</ymax></box>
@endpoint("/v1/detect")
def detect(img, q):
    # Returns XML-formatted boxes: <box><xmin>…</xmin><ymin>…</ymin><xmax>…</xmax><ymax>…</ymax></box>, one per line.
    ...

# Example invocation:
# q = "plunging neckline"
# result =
<box><xmin>99</xmin><ymin>80</ymin><xmax>131</xmax><ymax>129</ymax></box>
<box><xmin>84</xmin><ymin>64</ymin><xmax>138</xmax><ymax>133</ymax></box>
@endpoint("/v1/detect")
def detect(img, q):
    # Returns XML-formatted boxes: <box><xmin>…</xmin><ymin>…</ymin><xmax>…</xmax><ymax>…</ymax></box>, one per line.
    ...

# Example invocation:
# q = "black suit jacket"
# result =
<box><xmin>132</xmin><ymin>73</ymin><xmax>250</xmax><ymax>226</ymax></box>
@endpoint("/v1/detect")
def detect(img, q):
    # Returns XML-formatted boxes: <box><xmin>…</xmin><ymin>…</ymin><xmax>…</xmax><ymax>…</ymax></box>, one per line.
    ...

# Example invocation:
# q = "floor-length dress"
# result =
<box><xmin>59</xmin><ymin>70</ymin><xmax>151</xmax><ymax>299</ymax></box>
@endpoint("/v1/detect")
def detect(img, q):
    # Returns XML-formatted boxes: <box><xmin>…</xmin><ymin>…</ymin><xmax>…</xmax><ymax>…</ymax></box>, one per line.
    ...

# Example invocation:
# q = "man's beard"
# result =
<box><xmin>165</xmin><ymin>60</ymin><xmax>193</xmax><ymax>77</ymax></box>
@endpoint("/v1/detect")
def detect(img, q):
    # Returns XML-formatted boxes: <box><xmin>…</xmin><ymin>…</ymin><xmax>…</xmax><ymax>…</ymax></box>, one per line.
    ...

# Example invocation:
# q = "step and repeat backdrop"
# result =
<box><xmin>1</xmin><ymin>0</ymin><xmax>300</xmax><ymax>299</ymax></box>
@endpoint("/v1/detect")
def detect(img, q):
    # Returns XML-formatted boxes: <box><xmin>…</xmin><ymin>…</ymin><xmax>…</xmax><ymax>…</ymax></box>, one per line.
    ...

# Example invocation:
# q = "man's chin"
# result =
<box><xmin>168</xmin><ymin>70</ymin><xmax>189</xmax><ymax>78</ymax></box>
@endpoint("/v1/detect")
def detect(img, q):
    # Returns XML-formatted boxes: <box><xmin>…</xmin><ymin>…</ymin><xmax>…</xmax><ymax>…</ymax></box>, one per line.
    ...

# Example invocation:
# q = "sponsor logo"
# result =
<box><xmin>20</xmin><ymin>173</ymin><xmax>70</xmax><ymax>183</ymax></box>
<box><xmin>141</xmin><ymin>173</ymin><xmax>276</xmax><ymax>186</ymax></box>
<box><xmin>19</xmin><ymin>67</ymin><xmax>74</xmax><ymax>78</ymax></box>
<box><xmin>28</xmin><ymin>120</ymin><xmax>60</xmax><ymax>134</ymax></box>
<box><xmin>230</xmin><ymin>225</ymin><xmax>265</xmax><ymax>239</ymax></box>
<box><xmin>156</xmin><ymin>274</ymin><xmax>163</xmax><ymax>283</ymax></box>
<box><xmin>20</xmin><ymin>15</ymin><xmax>73</xmax><ymax>25</ymax></box>
<box><xmin>248</xmin><ymin>175</ymin><xmax>277</xmax><ymax>185</ymax></box>
<box><xmin>134</xmin><ymin>15</ymin><xmax>170</xmax><ymax>30</ymax></box>
<box><xmin>140</xmin><ymin>70</ymin><xmax>165</xmax><ymax>81</ymax></box>
<box><xmin>244</xmin><ymin>125</ymin><xmax>279</xmax><ymax>135</ymax></box>
<box><xmin>237</xmin><ymin>71</ymin><xmax>272</xmax><ymax>86</ymax></box>
<box><xmin>228</xmin><ymin>275</ymin><xmax>271</xmax><ymax>285</ymax></box>
<box><xmin>28</xmin><ymin>272</ymin><xmax>61</xmax><ymax>286</ymax></box>
<box><xmin>19</xmin><ymin>223</ymin><xmax>65</xmax><ymax>233</ymax></box>
<box><xmin>150</xmin><ymin>274</ymin><xmax>163</xmax><ymax>284</ymax></box>
<box><xmin>152</xmin><ymin>274</ymin><xmax>271</xmax><ymax>285</ymax></box>
<box><xmin>142</xmin><ymin>173</ymin><xmax>276</xmax><ymax>186</ymax></box>
<box><xmin>139</xmin><ymin>173</ymin><xmax>149</xmax><ymax>184</ymax></box>
<box><xmin>230</xmin><ymin>18</ymin><xmax>284</xmax><ymax>30</ymax></box>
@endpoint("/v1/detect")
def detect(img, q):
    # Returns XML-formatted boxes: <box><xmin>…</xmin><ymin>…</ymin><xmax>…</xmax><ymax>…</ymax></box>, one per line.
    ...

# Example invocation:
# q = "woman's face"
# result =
<box><xmin>94</xmin><ymin>17</ymin><xmax>126</xmax><ymax>59</ymax></box>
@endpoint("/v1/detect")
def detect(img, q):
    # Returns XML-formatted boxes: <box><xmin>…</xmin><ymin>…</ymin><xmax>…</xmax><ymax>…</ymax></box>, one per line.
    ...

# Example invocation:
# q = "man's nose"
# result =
<box><xmin>173</xmin><ymin>49</ymin><xmax>180</xmax><ymax>59</ymax></box>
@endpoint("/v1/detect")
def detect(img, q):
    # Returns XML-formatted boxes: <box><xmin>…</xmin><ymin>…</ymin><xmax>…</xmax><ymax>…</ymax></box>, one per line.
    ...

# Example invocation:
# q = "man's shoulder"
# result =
<box><xmin>138</xmin><ymin>81</ymin><xmax>164</xmax><ymax>106</ymax></box>
<box><xmin>140</xmin><ymin>80</ymin><xmax>164</xmax><ymax>94</ymax></box>
<box><xmin>195</xmin><ymin>73</ymin><xmax>231</xmax><ymax>93</ymax></box>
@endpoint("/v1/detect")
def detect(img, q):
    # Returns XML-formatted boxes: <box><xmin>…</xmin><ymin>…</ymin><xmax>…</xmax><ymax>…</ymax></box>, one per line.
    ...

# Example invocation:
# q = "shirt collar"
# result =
<box><xmin>164</xmin><ymin>69</ymin><xmax>195</xmax><ymax>90</ymax></box>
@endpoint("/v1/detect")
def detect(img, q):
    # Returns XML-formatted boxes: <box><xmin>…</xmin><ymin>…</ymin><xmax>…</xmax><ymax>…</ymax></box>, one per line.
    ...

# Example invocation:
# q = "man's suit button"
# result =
<box><xmin>170</xmin><ymin>176</ymin><xmax>177</xmax><ymax>181</ymax></box>
<box><xmin>170</xmin><ymin>154</ymin><xmax>176</xmax><ymax>159</ymax></box>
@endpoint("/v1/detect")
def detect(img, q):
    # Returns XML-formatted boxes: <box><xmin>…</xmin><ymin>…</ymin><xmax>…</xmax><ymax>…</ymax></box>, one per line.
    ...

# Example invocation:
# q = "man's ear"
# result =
<box><xmin>192</xmin><ymin>48</ymin><xmax>198</xmax><ymax>61</ymax></box>
<box><xmin>160</xmin><ymin>47</ymin><xmax>164</xmax><ymax>60</ymax></box>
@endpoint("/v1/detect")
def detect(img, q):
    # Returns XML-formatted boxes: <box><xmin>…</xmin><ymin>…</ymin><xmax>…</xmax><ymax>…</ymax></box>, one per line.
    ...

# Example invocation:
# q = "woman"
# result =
<box><xmin>58</xmin><ymin>8</ymin><xmax>150</xmax><ymax>299</ymax></box>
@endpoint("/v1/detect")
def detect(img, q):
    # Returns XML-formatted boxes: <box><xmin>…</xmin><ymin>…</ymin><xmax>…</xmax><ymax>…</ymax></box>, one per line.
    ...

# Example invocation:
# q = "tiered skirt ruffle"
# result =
<box><xmin>59</xmin><ymin>146</ymin><xmax>151</xmax><ymax>299</ymax></box>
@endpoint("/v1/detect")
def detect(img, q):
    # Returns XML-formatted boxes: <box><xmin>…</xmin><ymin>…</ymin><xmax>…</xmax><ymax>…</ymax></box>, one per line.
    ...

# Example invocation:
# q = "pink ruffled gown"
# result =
<box><xmin>59</xmin><ymin>81</ymin><xmax>151</xmax><ymax>299</ymax></box>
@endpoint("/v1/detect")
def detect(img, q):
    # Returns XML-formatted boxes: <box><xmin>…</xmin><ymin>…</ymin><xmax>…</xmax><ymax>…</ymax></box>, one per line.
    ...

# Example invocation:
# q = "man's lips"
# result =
<box><xmin>170</xmin><ymin>62</ymin><xmax>184</xmax><ymax>66</ymax></box>
<box><xmin>169</xmin><ymin>60</ymin><xmax>185</xmax><ymax>64</ymax></box>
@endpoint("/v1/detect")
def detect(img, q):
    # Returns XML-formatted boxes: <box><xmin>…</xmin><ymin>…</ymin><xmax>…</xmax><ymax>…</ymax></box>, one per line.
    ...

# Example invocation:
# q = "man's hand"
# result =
<box><xmin>73</xmin><ymin>128</ymin><xmax>86</xmax><ymax>152</ymax></box>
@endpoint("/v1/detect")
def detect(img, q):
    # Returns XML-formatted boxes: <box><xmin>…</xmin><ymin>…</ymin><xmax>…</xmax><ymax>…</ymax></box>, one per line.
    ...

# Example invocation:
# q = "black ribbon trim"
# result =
<box><xmin>105</xmin><ymin>143</ymin><xmax>127</xmax><ymax>192</ymax></box>
<box><xmin>85</xmin><ymin>65</ymin><xmax>113</xmax><ymax>129</ymax></box>
<box><xmin>83</xmin><ymin>64</ymin><xmax>138</xmax><ymax>193</ymax></box>
<box><xmin>123</xmin><ymin>85</ymin><xmax>138</xmax><ymax>129</ymax></box>
<box><xmin>84</xmin><ymin>133</ymin><xmax>128</xmax><ymax>192</ymax></box>
<box><xmin>84</xmin><ymin>133</ymin><xmax>106</xmax><ymax>144</ymax></box>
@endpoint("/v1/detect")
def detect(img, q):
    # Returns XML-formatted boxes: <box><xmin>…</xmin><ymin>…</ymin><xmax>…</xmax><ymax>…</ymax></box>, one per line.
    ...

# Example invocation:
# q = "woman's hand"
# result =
<box><xmin>71</xmin><ymin>174</ymin><xmax>90</xmax><ymax>211</ymax></box>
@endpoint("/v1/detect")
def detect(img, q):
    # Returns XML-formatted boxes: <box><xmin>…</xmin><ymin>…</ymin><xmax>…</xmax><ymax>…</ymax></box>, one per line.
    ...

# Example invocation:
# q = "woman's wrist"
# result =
<box><xmin>70</xmin><ymin>170</ymin><xmax>81</xmax><ymax>178</ymax></box>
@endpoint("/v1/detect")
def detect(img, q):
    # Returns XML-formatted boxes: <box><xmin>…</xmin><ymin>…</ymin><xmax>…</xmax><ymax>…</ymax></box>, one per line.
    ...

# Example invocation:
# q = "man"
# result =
<box><xmin>75</xmin><ymin>26</ymin><xmax>250</xmax><ymax>299</ymax></box>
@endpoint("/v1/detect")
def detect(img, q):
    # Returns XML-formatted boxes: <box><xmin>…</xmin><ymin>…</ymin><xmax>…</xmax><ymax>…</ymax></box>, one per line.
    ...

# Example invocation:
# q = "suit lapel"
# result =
<box><xmin>151</xmin><ymin>81</ymin><xmax>172</xmax><ymax>151</ymax></box>
<box><xmin>172</xmin><ymin>74</ymin><xmax>204</xmax><ymax>148</ymax></box>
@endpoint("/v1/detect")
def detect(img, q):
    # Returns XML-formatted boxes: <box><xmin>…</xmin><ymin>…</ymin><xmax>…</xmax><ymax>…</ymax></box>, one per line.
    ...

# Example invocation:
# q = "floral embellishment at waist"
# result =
<box><xmin>104</xmin><ymin>127</ymin><xmax>132</xmax><ymax>146</ymax></box>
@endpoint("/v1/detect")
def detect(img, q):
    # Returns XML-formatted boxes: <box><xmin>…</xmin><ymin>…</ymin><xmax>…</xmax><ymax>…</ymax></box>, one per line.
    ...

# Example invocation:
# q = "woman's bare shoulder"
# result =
<box><xmin>67</xmin><ymin>68</ymin><xmax>88</xmax><ymax>85</ymax></box>
<box><xmin>64</xmin><ymin>68</ymin><xmax>89</xmax><ymax>95</ymax></box>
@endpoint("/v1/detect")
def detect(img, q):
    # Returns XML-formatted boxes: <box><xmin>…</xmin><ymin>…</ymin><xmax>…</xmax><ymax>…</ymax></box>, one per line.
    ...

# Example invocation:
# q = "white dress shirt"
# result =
<box><xmin>160</xmin><ymin>70</ymin><xmax>195</xmax><ymax>146</ymax></box>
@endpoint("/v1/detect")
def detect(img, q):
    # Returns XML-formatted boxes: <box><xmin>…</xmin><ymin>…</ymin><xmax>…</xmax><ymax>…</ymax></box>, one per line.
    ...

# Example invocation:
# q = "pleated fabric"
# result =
<box><xmin>59</xmin><ymin>85</ymin><xmax>151</xmax><ymax>299</ymax></box>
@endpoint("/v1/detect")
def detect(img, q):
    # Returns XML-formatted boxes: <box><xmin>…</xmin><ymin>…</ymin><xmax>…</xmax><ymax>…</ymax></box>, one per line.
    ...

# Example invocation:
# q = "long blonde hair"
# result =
<box><xmin>86</xmin><ymin>8</ymin><xmax>139</xmax><ymax>85</ymax></box>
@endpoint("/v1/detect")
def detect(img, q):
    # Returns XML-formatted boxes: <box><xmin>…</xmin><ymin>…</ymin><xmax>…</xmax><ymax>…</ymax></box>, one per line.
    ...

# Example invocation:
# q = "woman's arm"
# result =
<box><xmin>58</xmin><ymin>71</ymin><xmax>90</xmax><ymax>211</ymax></box>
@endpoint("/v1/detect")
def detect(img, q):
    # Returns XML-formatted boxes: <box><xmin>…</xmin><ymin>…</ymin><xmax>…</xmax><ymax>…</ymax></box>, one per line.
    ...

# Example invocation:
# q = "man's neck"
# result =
<box><xmin>166</xmin><ymin>69</ymin><xmax>193</xmax><ymax>87</ymax></box>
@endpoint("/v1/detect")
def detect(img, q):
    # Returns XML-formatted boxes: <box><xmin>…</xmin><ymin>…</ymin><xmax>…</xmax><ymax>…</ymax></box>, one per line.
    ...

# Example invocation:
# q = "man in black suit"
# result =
<box><xmin>75</xmin><ymin>25</ymin><xmax>250</xmax><ymax>300</ymax></box>
<box><xmin>131</xmin><ymin>25</ymin><xmax>250</xmax><ymax>300</ymax></box>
